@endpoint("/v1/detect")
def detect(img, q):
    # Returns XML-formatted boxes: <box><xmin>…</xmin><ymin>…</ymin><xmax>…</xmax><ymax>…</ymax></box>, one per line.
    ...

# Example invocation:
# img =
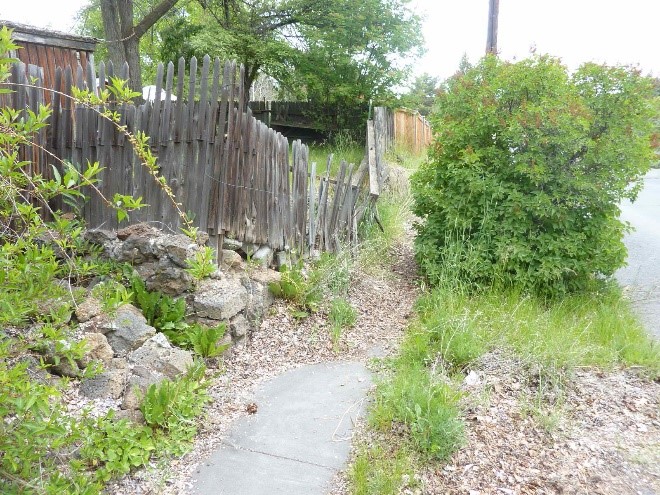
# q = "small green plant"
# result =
<box><xmin>163</xmin><ymin>322</ymin><xmax>229</xmax><ymax>358</ymax></box>
<box><xmin>186</xmin><ymin>246</ymin><xmax>216</xmax><ymax>280</ymax></box>
<box><xmin>140</xmin><ymin>361</ymin><xmax>210</xmax><ymax>453</ymax></box>
<box><xmin>268</xmin><ymin>262</ymin><xmax>321</xmax><ymax>315</ymax></box>
<box><xmin>328</xmin><ymin>297</ymin><xmax>357</xmax><ymax>347</ymax></box>
<box><xmin>371</xmin><ymin>364</ymin><xmax>464</xmax><ymax>461</ymax></box>
<box><xmin>130</xmin><ymin>276</ymin><xmax>228</xmax><ymax>357</ymax></box>
<box><xmin>350</xmin><ymin>441</ymin><xmax>417</xmax><ymax>495</ymax></box>
<box><xmin>130</xmin><ymin>276</ymin><xmax>186</xmax><ymax>331</ymax></box>
<box><xmin>92</xmin><ymin>279</ymin><xmax>133</xmax><ymax>313</ymax></box>
<box><xmin>79</xmin><ymin>413</ymin><xmax>155</xmax><ymax>483</ymax></box>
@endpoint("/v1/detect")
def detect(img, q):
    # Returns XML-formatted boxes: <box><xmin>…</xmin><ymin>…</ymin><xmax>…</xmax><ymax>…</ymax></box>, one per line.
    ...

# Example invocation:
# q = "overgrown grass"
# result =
<box><xmin>328</xmin><ymin>297</ymin><xmax>357</xmax><ymax>347</ymax></box>
<box><xmin>415</xmin><ymin>284</ymin><xmax>660</xmax><ymax>375</ymax></box>
<box><xmin>350</xmin><ymin>441</ymin><xmax>417</xmax><ymax>495</ymax></box>
<box><xmin>308</xmin><ymin>135</ymin><xmax>364</xmax><ymax>178</ymax></box>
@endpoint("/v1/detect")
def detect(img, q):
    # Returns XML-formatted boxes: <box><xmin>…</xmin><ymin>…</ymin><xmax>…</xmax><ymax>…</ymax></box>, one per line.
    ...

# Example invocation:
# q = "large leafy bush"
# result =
<box><xmin>412</xmin><ymin>55</ymin><xmax>658</xmax><ymax>296</ymax></box>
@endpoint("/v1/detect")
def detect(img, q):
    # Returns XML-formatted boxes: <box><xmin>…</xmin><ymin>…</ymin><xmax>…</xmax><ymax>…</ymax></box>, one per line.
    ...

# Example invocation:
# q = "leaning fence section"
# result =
<box><xmin>1</xmin><ymin>56</ymin><xmax>391</xmax><ymax>257</ymax></box>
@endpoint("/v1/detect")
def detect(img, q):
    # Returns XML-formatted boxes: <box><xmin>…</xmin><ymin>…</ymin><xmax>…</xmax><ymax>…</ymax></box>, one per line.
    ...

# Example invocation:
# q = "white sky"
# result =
<box><xmin>2</xmin><ymin>0</ymin><xmax>659</xmax><ymax>81</ymax></box>
<box><xmin>412</xmin><ymin>0</ymin><xmax>660</xmax><ymax>80</ymax></box>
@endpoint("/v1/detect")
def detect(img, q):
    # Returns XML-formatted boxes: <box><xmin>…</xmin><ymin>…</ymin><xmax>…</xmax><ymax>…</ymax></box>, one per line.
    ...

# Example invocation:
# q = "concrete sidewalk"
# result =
<box><xmin>192</xmin><ymin>362</ymin><xmax>372</xmax><ymax>495</ymax></box>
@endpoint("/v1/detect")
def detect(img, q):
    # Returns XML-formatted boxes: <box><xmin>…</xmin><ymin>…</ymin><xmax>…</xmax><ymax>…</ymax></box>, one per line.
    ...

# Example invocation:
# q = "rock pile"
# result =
<box><xmin>42</xmin><ymin>224</ymin><xmax>284</xmax><ymax>419</ymax></box>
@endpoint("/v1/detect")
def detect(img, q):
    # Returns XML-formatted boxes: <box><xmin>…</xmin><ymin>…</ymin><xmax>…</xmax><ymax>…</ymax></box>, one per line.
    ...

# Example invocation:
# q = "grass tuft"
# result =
<box><xmin>413</xmin><ymin>284</ymin><xmax>660</xmax><ymax>376</ymax></box>
<box><xmin>350</xmin><ymin>441</ymin><xmax>416</xmax><ymax>495</ymax></box>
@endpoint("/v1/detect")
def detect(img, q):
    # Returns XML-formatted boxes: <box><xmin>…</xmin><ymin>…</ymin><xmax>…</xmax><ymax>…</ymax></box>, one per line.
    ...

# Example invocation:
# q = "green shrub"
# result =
<box><xmin>140</xmin><ymin>361</ymin><xmax>210</xmax><ymax>452</ymax></box>
<box><xmin>412</xmin><ymin>54</ymin><xmax>659</xmax><ymax>296</ymax></box>
<box><xmin>268</xmin><ymin>262</ymin><xmax>321</xmax><ymax>315</ymax></box>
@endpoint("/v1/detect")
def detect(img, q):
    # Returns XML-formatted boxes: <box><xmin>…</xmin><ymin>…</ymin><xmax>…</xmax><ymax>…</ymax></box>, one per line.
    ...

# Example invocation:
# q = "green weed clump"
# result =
<box><xmin>350</xmin><ymin>442</ymin><xmax>416</xmax><ymax>495</ymax></box>
<box><xmin>328</xmin><ymin>297</ymin><xmax>357</xmax><ymax>347</ymax></box>
<box><xmin>268</xmin><ymin>261</ymin><xmax>322</xmax><ymax>316</ymax></box>
<box><xmin>130</xmin><ymin>276</ymin><xmax>228</xmax><ymax>357</ymax></box>
<box><xmin>371</xmin><ymin>363</ymin><xmax>464</xmax><ymax>461</ymax></box>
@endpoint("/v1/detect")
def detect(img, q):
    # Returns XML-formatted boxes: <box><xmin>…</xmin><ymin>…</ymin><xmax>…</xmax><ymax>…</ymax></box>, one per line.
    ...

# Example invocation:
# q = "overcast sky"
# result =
<box><xmin>413</xmin><ymin>0</ymin><xmax>660</xmax><ymax>80</ymax></box>
<box><xmin>2</xmin><ymin>0</ymin><xmax>659</xmax><ymax>81</ymax></box>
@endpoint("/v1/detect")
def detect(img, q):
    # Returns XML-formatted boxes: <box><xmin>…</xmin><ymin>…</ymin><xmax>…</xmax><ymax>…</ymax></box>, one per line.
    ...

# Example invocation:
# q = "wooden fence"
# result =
<box><xmin>392</xmin><ymin>108</ymin><xmax>432</xmax><ymax>154</ymax></box>
<box><xmin>1</xmin><ymin>56</ymin><xmax>390</xmax><ymax>256</ymax></box>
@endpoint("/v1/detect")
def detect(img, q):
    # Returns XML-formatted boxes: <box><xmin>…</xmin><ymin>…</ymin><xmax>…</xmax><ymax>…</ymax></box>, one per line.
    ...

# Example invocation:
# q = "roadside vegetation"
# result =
<box><xmin>349</xmin><ymin>54</ymin><xmax>660</xmax><ymax>494</ymax></box>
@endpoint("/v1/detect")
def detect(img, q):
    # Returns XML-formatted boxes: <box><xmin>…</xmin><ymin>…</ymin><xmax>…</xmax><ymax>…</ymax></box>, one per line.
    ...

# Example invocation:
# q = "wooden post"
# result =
<box><xmin>486</xmin><ymin>0</ymin><xmax>499</xmax><ymax>54</ymax></box>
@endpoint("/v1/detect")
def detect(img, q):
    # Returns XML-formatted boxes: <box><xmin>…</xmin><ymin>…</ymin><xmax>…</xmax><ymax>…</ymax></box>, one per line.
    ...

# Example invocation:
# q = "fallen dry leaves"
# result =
<box><xmin>415</xmin><ymin>352</ymin><xmax>660</xmax><ymax>495</ymax></box>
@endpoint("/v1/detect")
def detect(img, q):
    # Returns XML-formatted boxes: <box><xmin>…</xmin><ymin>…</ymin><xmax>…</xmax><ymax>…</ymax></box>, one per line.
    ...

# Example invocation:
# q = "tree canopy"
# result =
<box><xmin>76</xmin><ymin>0</ymin><xmax>423</xmax><ymax>131</ymax></box>
<box><xmin>397</xmin><ymin>73</ymin><xmax>440</xmax><ymax>116</ymax></box>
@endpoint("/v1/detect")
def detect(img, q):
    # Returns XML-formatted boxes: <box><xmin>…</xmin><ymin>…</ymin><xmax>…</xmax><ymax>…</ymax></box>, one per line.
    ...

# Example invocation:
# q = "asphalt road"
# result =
<box><xmin>616</xmin><ymin>168</ymin><xmax>660</xmax><ymax>339</ymax></box>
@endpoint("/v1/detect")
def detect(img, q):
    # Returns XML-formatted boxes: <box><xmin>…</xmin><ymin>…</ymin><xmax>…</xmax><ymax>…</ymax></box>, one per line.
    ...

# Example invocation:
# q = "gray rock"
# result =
<box><xmin>243</xmin><ymin>269</ymin><xmax>279</xmax><ymax>324</ymax></box>
<box><xmin>194</xmin><ymin>276</ymin><xmax>248</xmax><ymax>321</ymax></box>
<box><xmin>36</xmin><ymin>340</ymin><xmax>81</xmax><ymax>378</ymax></box>
<box><xmin>112</xmin><ymin>235</ymin><xmax>157</xmax><ymax>264</ymax></box>
<box><xmin>83</xmin><ymin>305</ymin><xmax>156</xmax><ymax>356</ymax></box>
<box><xmin>116</xmin><ymin>223</ymin><xmax>160</xmax><ymax>241</ymax></box>
<box><xmin>80</xmin><ymin>358</ymin><xmax>128</xmax><ymax>399</ymax></box>
<box><xmin>75</xmin><ymin>296</ymin><xmax>103</xmax><ymax>323</ymax></box>
<box><xmin>275</xmin><ymin>250</ymin><xmax>291</xmax><ymax>270</ymax></box>
<box><xmin>154</xmin><ymin>234</ymin><xmax>198</xmax><ymax>268</ymax></box>
<box><xmin>252</xmin><ymin>245</ymin><xmax>273</xmax><ymax>267</ymax></box>
<box><xmin>84</xmin><ymin>229</ymin><xmax>117</xmax><ymax>245</ymax></box>
<box><xmin>195</xmin><ymin>231</ymin><xmax>210</xmax><ymax>246</ymax></box>
<box><xmin>230</xmin><ymin>314</ymin><xmax>249</xmax><ymax>340</ymax></box>
<box><xmin>241</xmin><ymin>242</ymin><xmax>260</xmax><ymax>258</ymax></box>
<box><xmin>145</xmin><ymin>258</ymin><xmax>195</xmax><ymax>296</ymax></box>
<box><xmin>114</xmin><ymin>408</ymin><xmax>146</xmax><ymax>425</ymax></box>
<box><xmin>122</xmin><ymin>365</ymin><xmax>167</xmax><ymax>410</ymax></box>
<box><xmin>128</xmin><ymin>334</ymin><xmax>193</xmax><ymax>379</ymax></box>
<box><xmin>79</xmin><ymin>332</ymin><xmax>114</xmax><ymax>367</ymax></box>
<box><xmin>221</xmin><ymin>249</ymin><xmax>244</xmax><ymax>269</ymax></box>
<box><xmin>134</xmin><ymin>261</ymin><xmax>157</xmax><ymax>282</ymax></box>
<box><xmin>222</xmin><ymin>237</ymin><xmax>243</xmax><ymax>251</ymax></box>
<box><xmin>249</xmin><ymin>268</ymin><xmax>282</xmax><ymax>286</ymax></box>
<box><xmin>50</xmin><ymin>359</ymin><xmax>81</xmax><ymax>378</ymax></box>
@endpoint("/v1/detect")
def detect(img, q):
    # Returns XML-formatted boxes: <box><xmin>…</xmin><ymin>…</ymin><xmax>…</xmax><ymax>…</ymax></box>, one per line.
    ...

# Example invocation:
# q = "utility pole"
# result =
<box><xmin>486</xmin><ymin>0</ymin><xmax>499</xmax><ymax>54</ymax></box>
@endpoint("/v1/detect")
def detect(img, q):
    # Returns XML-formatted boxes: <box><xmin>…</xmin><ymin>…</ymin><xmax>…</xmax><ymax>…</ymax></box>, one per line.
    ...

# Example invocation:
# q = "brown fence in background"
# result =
<box><xmin>1</xmin><ymin>56</ymin><xmax>390</xmax><ymax>255</ymax></box>
<box><xmin>392</xmin><ymin>109</ymin><xmax>432</xmax><ymax>154</ymax></box>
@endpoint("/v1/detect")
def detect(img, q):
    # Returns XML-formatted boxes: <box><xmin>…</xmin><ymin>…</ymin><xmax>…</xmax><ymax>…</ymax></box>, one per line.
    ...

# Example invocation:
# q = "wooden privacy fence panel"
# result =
<box><xmin>1</xmin><ymin>56</ymin><xmax>391</xmax><ymax>255</ymax></box>
<box><xmin>392</xmin><ymin>109</ymin><xmax>432</xmax><ymax>154</ymax></box>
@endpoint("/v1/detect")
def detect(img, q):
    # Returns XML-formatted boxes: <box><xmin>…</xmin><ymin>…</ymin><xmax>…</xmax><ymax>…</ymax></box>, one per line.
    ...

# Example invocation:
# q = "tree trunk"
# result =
<box><xmin>99</xmin><ymin>0</ymin><xmax>181</xmax><ymax>96</ymax></box>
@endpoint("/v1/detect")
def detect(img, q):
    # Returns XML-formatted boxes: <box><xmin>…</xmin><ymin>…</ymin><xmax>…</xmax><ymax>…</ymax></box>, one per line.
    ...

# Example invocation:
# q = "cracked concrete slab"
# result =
<box><xmin>192</xmin><ymin>361</ymin><xmax>372</xmax><ymax>495</ymax></box>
